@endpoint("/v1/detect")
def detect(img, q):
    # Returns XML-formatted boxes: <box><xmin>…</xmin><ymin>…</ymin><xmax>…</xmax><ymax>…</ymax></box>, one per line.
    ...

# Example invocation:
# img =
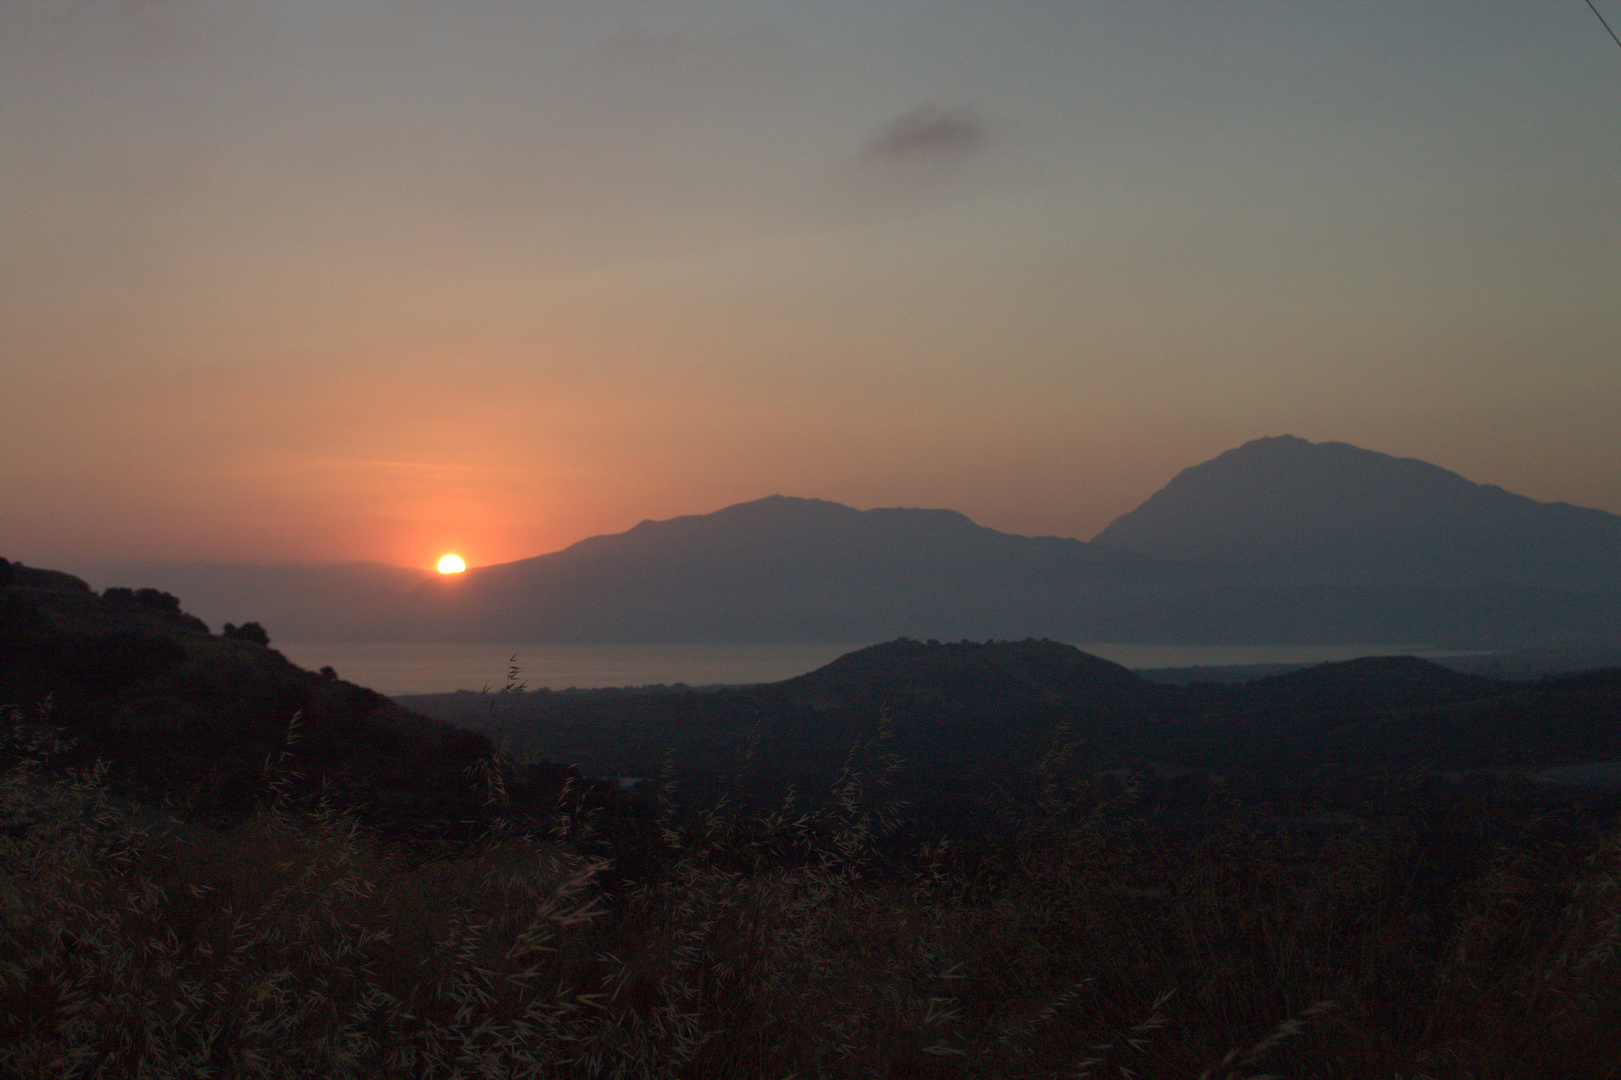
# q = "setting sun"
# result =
<box><xmin>436</xmin><ymin>554</ymin><xmax>466</xmax><ymax>574</ymax></box>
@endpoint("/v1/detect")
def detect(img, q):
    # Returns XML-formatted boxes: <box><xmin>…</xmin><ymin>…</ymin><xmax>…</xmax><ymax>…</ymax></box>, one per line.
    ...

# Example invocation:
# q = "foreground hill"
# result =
<box><xmin>1243</xmin><ymin>654</ymin><xmax>1502</xmax><ymax>704</ymax></box>
<box><xmin>0</xmin><ymin>558</ymin><xmax>566</xmax><ymax>827</ymax></box>
<box><xmin>1092</xmin><ymin>435</ymin><xmax>1621</xmax><ymax>593</ymax></box>
<box><xmin>778</xmin><ymin>636</ymin><xmax>1148</xmax><ymax>707</ymax></box>
<box><xmin>402</xmin><ymin>637</ymin><xmax>1621</xmax><ymax>829</ymax></box>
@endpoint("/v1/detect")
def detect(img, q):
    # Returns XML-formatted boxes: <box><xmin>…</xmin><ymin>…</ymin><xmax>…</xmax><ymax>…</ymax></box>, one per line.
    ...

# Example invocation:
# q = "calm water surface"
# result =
<box><xmin>277</xmin><ymin>641</ymin><xmax>1467</xmax><ymax>697</ymax></box>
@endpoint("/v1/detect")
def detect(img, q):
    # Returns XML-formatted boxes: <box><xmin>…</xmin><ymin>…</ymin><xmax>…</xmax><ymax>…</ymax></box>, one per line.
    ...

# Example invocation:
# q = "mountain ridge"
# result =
<box><xmin>389</xmin><ymin>494</ymin><xmax>1187</xmax><ymax>642</ymax></box>
<box><xmin>384</xmin><ymin>439</ymin><xmax>1621</xmax><ymax>645</ymax></box>
<box><xmin>454</xmin><ymin>494</ymin><xmax>1169</xmax><ymax>593</ymax></box>
<box><xmin>1091</xmin><ymin>435</ymin><xmax>1621</xmax><ymax>592</ymax></box>
<box><xmin>40</xmin><ymin>437</ymin><xmax>1621</xmax><ymax>647</ymax></box>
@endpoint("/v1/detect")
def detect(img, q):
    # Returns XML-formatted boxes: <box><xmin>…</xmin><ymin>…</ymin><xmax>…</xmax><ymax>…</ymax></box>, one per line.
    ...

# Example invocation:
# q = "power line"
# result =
<box><xmin>1587</xmin><ymin>0</ymin><xmax>1621</xmax><ymax>51</ymax></box>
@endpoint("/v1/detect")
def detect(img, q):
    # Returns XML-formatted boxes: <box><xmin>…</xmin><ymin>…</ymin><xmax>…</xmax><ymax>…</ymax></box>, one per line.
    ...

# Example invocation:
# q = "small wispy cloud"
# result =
<box><xmin>861</xmin><ymin>103</ymin><xmax>988</xmax><ymax>165</ymax></box>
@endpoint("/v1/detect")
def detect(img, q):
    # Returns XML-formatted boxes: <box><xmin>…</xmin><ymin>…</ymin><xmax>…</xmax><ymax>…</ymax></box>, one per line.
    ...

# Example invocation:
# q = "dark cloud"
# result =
<box><xmin>862</xmin><ymin>103</ymin><xmax>987</xmax><ymax>164</ymax></box>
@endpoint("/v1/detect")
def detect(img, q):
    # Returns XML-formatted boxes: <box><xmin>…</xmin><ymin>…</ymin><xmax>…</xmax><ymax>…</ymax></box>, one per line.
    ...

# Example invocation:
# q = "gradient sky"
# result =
<box><xmin>5</xmin><ymin>1</ymin><xmax>1619</xmax><ymax>572</ymax></box>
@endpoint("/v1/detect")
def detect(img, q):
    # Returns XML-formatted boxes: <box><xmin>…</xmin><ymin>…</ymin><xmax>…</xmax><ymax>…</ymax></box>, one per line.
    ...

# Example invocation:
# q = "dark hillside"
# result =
<box><xmin>399</xmin><ymin>639</ymin><xmax>1169</xmax><ymax>823</ymax></box>
<box><xmin>1340</xmin><ymin>667</ymin><xmax>1621</xmax><ymax>771</ymax></box>
<box><xmin>1120</xmin><ymin>659</ymin><xmax>1621</xmax><ymax>781</ymax></box>
<box><xmin>755</xmin><ymin>639</ymin><xmax>1167</xmax><ymax>817</ymax></box>
<box><xmin>779</xmin><ymin>637</ymin><xmax>1149</xmax><ymax>706</ymax></box>
<box><xmin>0</xmin><ymin>559</ymin><xmax>569</xmax><ymax>828</ymax></box>
<box><xmin>403</xmin><ymin>638</ymin><xmax>1621</xmax><ymax>840</ymax></box>
<box><xmin>1243</xmin><ymin>654</ymin><xmax>1504</xmax><ymax>708</ymax></box>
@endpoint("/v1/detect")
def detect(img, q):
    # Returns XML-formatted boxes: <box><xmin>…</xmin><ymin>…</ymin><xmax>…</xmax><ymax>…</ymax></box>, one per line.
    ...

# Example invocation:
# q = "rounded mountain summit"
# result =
<box><xmin>1089</xmin><ymin>435</ymin><xmax>1621</xmax><ymax>592</ymax></box>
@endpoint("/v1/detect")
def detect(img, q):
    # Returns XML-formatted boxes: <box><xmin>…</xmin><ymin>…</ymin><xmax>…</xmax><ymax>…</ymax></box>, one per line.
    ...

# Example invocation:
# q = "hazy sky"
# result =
<box><xmin>5</xmin><ymin>1</ymin><xmax>1619</xmax><ymax>571</ymax></box>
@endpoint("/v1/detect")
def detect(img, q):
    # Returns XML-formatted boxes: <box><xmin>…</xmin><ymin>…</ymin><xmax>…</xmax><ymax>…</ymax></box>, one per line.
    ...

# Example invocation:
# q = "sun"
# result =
<box><xmin>436</xmin><ymin>554</ymin><xmax>466</xmax><ymax>575</ymax></box>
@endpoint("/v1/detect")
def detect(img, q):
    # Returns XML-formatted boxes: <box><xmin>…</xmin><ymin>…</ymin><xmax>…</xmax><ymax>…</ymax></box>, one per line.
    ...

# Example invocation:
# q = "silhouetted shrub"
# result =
<box><xmin>134</xmin><ymin>588</ymin><xmax>181</xmax><ymax>613</ymax></box>
<box><xmin>319</xmin><ymin>665</ymin><xmax>338</xmax><ymax>681</ymax></box>
<box><xmin>221</xmin><ymin>622</ymin><xmax>270</xmax><ymax>646</ymax></box>
<box><xmin>104</xmin><ymin>589</ymin><xmax>202</xmax><ymax>630</ymax></box>
<box><xmin>104</xmin><ymin>587</ymin><xmax>180</xmax><ymax>610</ymax></box>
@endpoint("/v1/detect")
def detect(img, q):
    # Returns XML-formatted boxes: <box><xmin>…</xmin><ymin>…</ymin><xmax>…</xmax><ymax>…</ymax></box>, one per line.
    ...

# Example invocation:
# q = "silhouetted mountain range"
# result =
<box><xmin>54</xmin><ymin>437</ymin><xmax>1621</xmax><ymax>648</ymax></box>
<box><xmin>391</xmin><ymin>496</ymin><xmax>1180</xmax><ymax>642</ymax></box>
<box><xmin>374</xmin><ymin>438</ymin><xmax>1621</xmax><ymax>647</ymax></box>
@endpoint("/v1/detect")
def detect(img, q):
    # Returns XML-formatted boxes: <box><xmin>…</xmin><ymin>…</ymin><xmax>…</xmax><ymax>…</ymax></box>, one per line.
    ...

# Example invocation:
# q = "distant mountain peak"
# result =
<box><xmin>1179</xmin><ymin>435</ymin><xmax>1472</xmax><ymax>487</ymax></box>
<box><xmin>1092</xmin><ymin>436</ymin><xmax>1621</xmax><ymax>591</ymax></box>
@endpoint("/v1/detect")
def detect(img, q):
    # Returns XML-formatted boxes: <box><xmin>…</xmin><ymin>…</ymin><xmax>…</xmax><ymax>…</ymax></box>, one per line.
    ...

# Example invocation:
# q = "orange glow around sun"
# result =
<box><xmin>436</xmin><ymin>554</ymin><xmax>466</xmax><ymax>574</ymax></box>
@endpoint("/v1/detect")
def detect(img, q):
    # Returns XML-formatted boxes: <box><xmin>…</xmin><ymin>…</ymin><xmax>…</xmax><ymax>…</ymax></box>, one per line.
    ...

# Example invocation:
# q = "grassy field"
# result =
<box><xmin>5</xmin><ymin>716</ymin><xmax>1619</xmax><ymax>1080</ymax></box>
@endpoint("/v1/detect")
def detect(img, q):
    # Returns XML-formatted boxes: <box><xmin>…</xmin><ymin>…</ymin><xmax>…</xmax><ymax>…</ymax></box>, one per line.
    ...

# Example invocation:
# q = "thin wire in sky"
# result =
<box><xmin>1587</xmin><ymin>0</ymin><xmax>1621</xmax><ymax>51</ymax></box>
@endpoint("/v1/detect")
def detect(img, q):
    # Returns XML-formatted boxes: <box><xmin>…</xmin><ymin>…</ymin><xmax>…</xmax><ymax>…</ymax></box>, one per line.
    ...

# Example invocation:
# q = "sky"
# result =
<box><xmin>4</xmin><ymin>0</ymin><xmax>1619</xmax><ymax>573</ymax></box>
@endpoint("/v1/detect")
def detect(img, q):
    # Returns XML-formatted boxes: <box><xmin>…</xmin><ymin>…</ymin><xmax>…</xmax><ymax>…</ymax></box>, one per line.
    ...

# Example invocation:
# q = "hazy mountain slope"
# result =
<box><xmin>480</xmin><ymin>496</ymin><xmax>1163</xmax><ymax>591</ymax></box>
<box><xmin>58</xmin><ymin>439</ymin><xmax>1621</xmax><ymax>648</ymax></box>
<box><xmin>378</xmin><ymin>483</ymin><xmax>1621</xmax><ymax>647</ymax></box>
<box><xmin>390</xmin><ymin>496</ymin><xmax>1186</xmax><ymax>642</ymax></box>
<box><xmin>1091</xmin><ymin>436</ymin><xmax>1621</xmax><ymax>592</ymax></box>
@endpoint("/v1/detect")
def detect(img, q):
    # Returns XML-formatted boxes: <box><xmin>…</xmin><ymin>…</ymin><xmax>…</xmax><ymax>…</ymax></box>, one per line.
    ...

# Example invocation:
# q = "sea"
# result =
<box><xmin>275</xmin><ymin>641</ymin><xmax>1475</xmax><ymax>697</ymax></box>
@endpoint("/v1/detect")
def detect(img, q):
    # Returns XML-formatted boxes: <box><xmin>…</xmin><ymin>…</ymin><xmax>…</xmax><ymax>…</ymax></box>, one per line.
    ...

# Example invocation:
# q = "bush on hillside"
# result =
<box><xmin>221</xmin><ymin>621</ymin><xmax>270</xmax><ymax>646</ymax></box>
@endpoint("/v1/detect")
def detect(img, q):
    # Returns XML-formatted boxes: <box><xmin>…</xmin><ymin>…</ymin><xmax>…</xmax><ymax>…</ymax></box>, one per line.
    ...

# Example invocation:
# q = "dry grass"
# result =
<box><xmin>4</xmin><ymin>713</ymin><xmax>1619</xmax><ymax>1079</ymax></box>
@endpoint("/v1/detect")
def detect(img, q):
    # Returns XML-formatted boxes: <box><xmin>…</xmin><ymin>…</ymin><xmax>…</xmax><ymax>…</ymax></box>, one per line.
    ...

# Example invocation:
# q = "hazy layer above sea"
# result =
<box><xmin>278</xmin><ymin>641</ymin><xmax>1473</xmax><ymax>697</ymax></box>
